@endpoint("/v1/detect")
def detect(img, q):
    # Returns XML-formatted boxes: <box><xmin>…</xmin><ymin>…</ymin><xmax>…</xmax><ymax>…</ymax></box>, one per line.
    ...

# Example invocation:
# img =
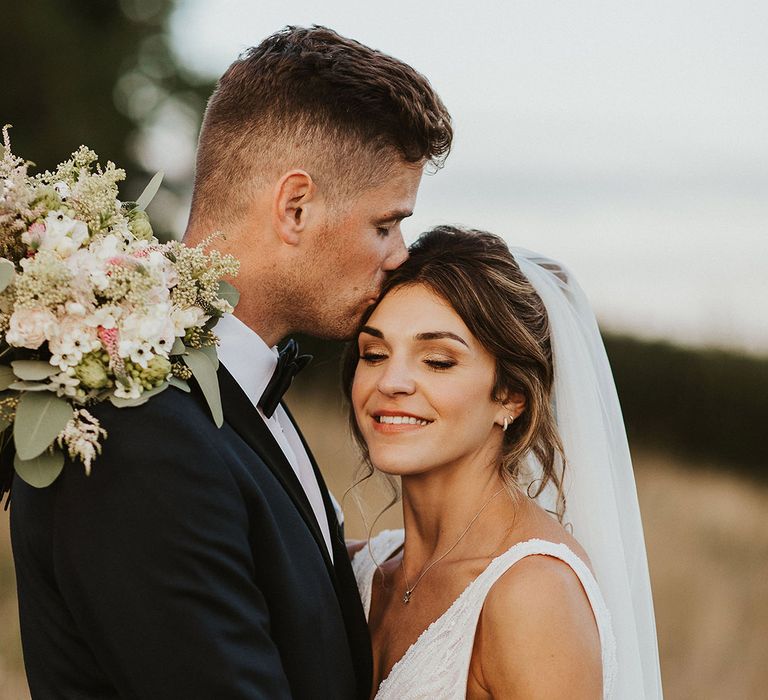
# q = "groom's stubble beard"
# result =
<box><xmin>273</xmin><ymin>223</ymin><xmax>377</xmax><ymax>342</ymax></box>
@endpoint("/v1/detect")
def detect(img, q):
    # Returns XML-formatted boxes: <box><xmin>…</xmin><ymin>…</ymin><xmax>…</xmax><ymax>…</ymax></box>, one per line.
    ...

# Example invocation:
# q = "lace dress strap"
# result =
<box><xmin>351</xmin><ymin>529</ymin><xmax>405</xmax><ymax>618</ymax></box>
<box><xmin>459</xmin><ymin>539</ymin><xmax>618</xmax><ymax>698</ymax></box>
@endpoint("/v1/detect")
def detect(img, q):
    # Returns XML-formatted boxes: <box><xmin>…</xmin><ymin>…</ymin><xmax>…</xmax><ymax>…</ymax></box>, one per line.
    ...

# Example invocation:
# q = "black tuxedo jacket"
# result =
<box><xmin>10</xmin><ymin>366</ymin><xmax>372</xmax><ymax>699</ymax></box>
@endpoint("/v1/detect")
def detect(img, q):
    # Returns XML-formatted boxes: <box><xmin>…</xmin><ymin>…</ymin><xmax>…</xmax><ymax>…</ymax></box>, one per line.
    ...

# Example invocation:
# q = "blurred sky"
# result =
<box><xmin>160</xmin><ymin>0</ymin><xmax>768</xmax><ymax>353</ymax></box>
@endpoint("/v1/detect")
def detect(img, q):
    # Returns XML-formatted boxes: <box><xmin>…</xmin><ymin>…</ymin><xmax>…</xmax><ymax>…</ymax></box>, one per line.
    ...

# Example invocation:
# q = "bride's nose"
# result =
<box><xmin>376</xmin><ymin>358</ymin><xmax>416</xmax><ymax>396</ymax></box>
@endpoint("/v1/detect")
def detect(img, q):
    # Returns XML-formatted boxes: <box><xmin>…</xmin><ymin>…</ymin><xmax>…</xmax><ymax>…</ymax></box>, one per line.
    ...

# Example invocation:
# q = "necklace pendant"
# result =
<box><xmin>402</xmin><ymin>590</ymin><xmax>412</xmax><ymax>604</ymax></box>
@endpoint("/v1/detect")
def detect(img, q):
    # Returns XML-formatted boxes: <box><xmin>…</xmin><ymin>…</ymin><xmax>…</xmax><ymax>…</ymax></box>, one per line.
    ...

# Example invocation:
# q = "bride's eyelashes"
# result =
<box><xmin>359</xmin><ymin>351</ymin><xmax>388</xmax><ymax>364</ymax></box>
<box><xmin>358</xmin><ymin>349</ymin><xmax>458</xmax><ymax>371</ymax></box>
<box><xmin>423</xmin><ymin>355</ymin><xmax>456</xmax><ymax>370</ymax></box>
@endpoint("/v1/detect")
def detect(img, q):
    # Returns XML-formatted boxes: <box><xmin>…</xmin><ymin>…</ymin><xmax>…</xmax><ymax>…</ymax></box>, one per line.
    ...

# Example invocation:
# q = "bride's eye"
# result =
<box><xmin>360</xmin><ymin>351</ymin><xmax>388</xmax><ymax>364</ymax></box>
<box><xmin>424</xmin><ymin>356</ymin><xmax>456</xmax><ymax>370</ymax></box>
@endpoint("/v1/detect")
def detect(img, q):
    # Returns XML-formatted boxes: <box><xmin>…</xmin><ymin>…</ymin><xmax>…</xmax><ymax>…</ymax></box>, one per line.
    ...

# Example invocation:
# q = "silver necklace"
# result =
<box><xmin>400</xmin><ymin>487</ymin><xmax>505</xmax><ymax>604</ymax></box>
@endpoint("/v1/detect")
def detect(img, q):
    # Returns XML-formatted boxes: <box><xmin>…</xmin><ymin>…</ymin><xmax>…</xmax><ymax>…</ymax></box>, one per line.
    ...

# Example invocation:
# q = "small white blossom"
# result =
<box><xmin>53</xmin><ymin>181</ymin><xmax>71</xmax><ymax>199</ymax></box>
<box><xmin>65</xmin><ymin>301</ymin><xmax>87</xmax><ymax>317</ymax></box>
<box><xmin>113</xmin><ymin>376</ymin><xmax>142</xmax><ymax>400</ymax></box>
<box><xmin>49</xmin><ymin>371</ymin><xmax>81</xmax><ymax>398</ymax></box>
<box><xmin>85</xmin><ymin>306</ymin><xmax>122</xmax><ymax>330</ymax></box>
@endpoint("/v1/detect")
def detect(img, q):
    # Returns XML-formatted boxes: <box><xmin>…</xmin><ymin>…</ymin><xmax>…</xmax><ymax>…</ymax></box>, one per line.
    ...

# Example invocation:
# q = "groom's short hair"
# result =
<box><xmin>190</xmin><ymin>25</ymin><xmax>452</xmax><ymax>225</ymax></box>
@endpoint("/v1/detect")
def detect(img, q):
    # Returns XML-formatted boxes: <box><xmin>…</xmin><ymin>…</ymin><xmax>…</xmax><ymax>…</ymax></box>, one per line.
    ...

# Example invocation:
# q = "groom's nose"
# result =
<box><xmin>383</xmin><ymin>233</ymin><xmax>408</xmax><ymax>271</ymax></box>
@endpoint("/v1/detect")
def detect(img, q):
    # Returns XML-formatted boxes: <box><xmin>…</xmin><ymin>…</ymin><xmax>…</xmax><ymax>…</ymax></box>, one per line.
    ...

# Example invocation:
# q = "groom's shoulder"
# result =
<box><xmin>91</xmin><ymin>383</ymin><xmax>211</xmax><ymax>432</ymax></box>
<box><xmin>88</xmin><ymin>384</ymin><xmax>226</xmax><ymax>465</ymax></box>
<box><xmin>48</xmin><ymin>385</ymin><xmax>244</xmax><ymax>510</ymax></box>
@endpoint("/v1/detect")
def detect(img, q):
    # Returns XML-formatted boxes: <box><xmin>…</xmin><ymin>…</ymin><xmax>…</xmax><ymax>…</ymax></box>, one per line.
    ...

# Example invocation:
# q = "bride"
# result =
<box><xmin>343</xmin><ymin>226</ymin><xmax>663</xmax><ymax>698</ymax></box>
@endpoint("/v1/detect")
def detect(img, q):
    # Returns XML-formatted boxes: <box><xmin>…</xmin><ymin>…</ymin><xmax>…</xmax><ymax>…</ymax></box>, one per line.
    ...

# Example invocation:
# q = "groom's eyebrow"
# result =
<box><xmin>373</xmin><ymin>209</ymin><xmax>413</xmax><ymax>224</ymax></box>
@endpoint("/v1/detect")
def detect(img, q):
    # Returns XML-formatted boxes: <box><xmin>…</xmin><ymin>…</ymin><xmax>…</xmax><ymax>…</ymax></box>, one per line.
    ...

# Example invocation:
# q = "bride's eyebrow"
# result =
<box><xmin>358</xmin><ymin>327</ymin><xmax>469</xmax><ymax>348</ymax></box>
<box><xmin>359</xmin><ymin>326</ymin><xmax>383</xmax><ymax>338</ymax></box>
<box><xmin>415</xmin><ymin>331</ymin><xmax>469</xmax><ymax>348</ymax></box>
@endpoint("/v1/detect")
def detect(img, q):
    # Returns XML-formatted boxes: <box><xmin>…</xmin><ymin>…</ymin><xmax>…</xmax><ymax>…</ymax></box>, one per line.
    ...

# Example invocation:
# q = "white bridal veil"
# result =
<box><xmin>512</xmin><ymin>249</ymin><xmax>663</xmax><ymax>699</ymax></box>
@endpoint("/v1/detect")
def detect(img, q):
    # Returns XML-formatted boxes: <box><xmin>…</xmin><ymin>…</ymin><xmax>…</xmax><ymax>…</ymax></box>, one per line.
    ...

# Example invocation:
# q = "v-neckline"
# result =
<box><xmin>367</xmin><ymin>535</ymin><xmax>580</xmax><ymax>695</ymax></box>
<box><xmin>373</xmin><ymin>568</ymin><xmax>483</xmax><ymax>693</ymax></box>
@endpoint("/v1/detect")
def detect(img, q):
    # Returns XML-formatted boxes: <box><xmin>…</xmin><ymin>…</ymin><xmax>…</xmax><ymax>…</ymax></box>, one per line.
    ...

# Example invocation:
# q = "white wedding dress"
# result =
<box><xmin>353</xmin><ymin>528</ymin><xmax>617</xmax><ymax>700</ymax></box>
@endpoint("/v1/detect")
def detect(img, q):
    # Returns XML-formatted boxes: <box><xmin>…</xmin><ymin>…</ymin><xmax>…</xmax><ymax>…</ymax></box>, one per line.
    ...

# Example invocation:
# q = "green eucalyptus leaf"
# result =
<box><xmin>0</xmin><ymin>259</ymin><xmax>15</xmax><ymax>292</ymax></box>
<box><xmin>216</xmin><ymin>280</ymin><xmax>240</xmax><ymax>310</ymax></box>
<box><xmin>170</xmin><ymin>337</ymin><xmax>186</xmax><ymax>356</ymax></box>
<box><xmin>198</xmin><ymin>343</ymin><xmax>219</xmax><ymax>370</ymax></box>
<box><xmin>0</xmin><ymin>365</ymin><xmax>16</xmax><ymax>390</ymax></box>
<box><xmin>8</xmin><ymin>381</ymin><xmax>51</xmax><ymax>391</ymax></box>
<box><xmin>183</xmin><ymin>349</ymin><xmax>223</xmax><ymax>428</ymax></box>
<box><xmin>135</xmin><ymin>171</ymin><xmax>164</xmax><ymax>211</ymax></box>
<box><xmin>168</xmin><ymin>376</ymin><xmax>191</xmax><ymax>393</ymax></box>
<box><xmin>11</xmin><ymin>360</ymin><xmax>58</xmax><ymax>381</ymax></box>
<box><xmin>109</xmin><ymin>382</ymin><xmax>168</xmax><ymax>408</ymax></box>
<box><xmin>14</xmin><ymin>448</ymin><xmax>65</xmax><ymax>488</ymax></box>
<box><xmin>14</xmin><ymin>392</ymin><xmax>74</xmax><ymax>460</ymax></box>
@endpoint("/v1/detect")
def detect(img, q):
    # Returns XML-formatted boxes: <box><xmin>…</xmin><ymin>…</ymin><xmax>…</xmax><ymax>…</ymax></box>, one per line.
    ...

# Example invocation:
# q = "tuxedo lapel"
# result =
<box><xmin>281</xmin><ymin>403</ymin><xmax>374</xmax><ymax>699</ymax></box>
<box><xmin>280</xmin><ymin>403</ymin><xmax>344</xmax><ymax>544</ymax></box>
<box><xmin>216</xmin><ymin>366</ymin><xmax>335</xmax><ymax>578</ymax></box>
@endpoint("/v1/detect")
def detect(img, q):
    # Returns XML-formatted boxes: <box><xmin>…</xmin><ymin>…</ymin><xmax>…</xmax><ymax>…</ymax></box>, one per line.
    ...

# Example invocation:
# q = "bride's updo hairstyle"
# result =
<box><xmin>343</xmin><ymin>225</ymin><xmax>566</xmax><ymax>518</ymax></box>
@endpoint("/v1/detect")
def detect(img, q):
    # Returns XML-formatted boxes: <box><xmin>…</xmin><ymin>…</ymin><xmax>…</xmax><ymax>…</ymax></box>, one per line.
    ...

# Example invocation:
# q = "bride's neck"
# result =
<box><xmin>400</xmin><ymin>464</ymin><xmax>509</xmax><ymax>562</ymax></box>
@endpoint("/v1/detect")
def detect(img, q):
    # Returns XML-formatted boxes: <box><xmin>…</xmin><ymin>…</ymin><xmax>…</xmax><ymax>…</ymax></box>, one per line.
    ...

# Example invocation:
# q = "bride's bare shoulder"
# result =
<box><xmin>471</xmin><ymin>552</ymin><xmax>602</xmax><ymax>698</ymax></box>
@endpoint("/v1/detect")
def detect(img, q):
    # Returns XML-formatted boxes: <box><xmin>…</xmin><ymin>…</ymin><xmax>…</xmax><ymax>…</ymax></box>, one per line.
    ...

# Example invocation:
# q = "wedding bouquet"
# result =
<box><xmin>0</xmin><ymin>127</ymin><xmax>239</xmax><ymax>488</ymax></box>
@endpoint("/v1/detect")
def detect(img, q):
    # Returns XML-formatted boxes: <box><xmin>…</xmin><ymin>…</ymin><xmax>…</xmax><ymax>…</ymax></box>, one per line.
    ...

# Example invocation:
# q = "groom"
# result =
<box><xmin>10</xmin><ymin>26</ymin><xmax>451</xmax><ymax>699</ymax></box>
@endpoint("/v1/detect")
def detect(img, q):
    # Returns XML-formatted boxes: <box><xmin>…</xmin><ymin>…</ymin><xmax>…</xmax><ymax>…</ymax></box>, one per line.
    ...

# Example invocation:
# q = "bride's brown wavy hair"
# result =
<box><xmin>341</xmin><ymin>225</ymin><xmax>567</xmax><ymax>521</ymax></box>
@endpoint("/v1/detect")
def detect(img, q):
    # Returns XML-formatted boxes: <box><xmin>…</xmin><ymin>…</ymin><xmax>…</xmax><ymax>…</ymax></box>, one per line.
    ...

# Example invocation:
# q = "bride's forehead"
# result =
<box><xmin>368</xmin><ymin>285</ymin><xmax>469</xmax><ymax>333</ymax></box>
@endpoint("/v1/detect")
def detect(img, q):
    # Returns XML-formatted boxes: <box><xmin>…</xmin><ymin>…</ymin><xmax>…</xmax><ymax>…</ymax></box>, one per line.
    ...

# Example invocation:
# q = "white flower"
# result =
<box><xmin>5</xmin><ymin>308</ymin><xmax>57</xmax><ymax>349</ymax></box>
<box><xmin>117</xmin><ymin>306</ymin><xmax>175</xmax><ymax>363</ymax></box>
<box><xmin>65</xmin><ymin>301</ymin><xmax>87</xmax><ymax>317</ymax></box>
<box><xmin>89</xmin><ymin>234</ymin><xmax>120</xmax><ymax>260</ymax></box>
<box><xmin>50</xmin><ymin>348</ymin><xmax>83</xmax><ymax>371</ymax></box>
<box><xmin>118</xmin><ymin>339</ymin><xmax>153</xmax><ymax>368</ymax></box>
<box><xmin>113</xmin><ymin>376</ymin><xmax>142</xmax><ymax>400</ymax></box>
<box><xmin>85</xmin><ymin>306</ymin><xmax>122</xmax><ymax>330</ymax></box>
<box><xmin>209</xmin><ymin>298</ymin><xmax>234</xmax><ymax>315</ymax></box>
<box><xmin>53</xmin><ymin>181</ymin><xmax>71</xmax><ymax>199</ymax></box>
<box><xmin>171</xmin><ymin>305</ymin><xmax>208</xmax><ymax>336</ymax></box>
<box><xmin>49</xmin><ymin>371</ymin><xmax>80</xmax><ymax>398</ymax></box>
<box><xmin>35</xmin><ymin>211</ymin><xmax>90</xmax><ymax>257</ymax></box>
<box><xmin>48</xmin><ymin>319</ymin><xmax>100</xmax><ymax>370</ymax></box>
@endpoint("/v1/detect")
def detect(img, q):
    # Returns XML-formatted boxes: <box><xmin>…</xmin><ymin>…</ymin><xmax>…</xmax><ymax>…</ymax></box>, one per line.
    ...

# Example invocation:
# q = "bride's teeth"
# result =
<box><xmin>377</xmin><ymin>415</ymin><xmax>430</xmax><ymax>426</ymax></box>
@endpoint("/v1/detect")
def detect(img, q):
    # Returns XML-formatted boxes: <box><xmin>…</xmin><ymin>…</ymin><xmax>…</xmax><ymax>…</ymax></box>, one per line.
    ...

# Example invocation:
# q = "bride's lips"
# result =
<box><xmin>370</xmin><ymin>410</ymin><xmax>434</xmax><ymax>434</ymax></box>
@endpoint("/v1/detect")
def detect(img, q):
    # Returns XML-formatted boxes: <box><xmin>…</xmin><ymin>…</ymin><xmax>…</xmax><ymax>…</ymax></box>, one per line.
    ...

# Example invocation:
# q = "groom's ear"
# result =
<box><xmin>272</xmin><ymin>170</ymin><xmax>318</xmax><ymax>245</ymax></box>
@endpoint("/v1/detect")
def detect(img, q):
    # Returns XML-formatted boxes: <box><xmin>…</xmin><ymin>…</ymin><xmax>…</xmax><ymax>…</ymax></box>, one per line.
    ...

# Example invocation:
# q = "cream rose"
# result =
<box><xmin>5</xmin><ymin>308</ymin><xmax>57</xmax><ymax>349</ymax></box>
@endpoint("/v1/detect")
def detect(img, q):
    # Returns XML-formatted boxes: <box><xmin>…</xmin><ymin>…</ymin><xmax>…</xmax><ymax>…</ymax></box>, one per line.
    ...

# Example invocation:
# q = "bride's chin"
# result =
<box><xmin>371</xmin><ymin>458</ymin><xmax>432</xmax><ymax>478</ymax></box>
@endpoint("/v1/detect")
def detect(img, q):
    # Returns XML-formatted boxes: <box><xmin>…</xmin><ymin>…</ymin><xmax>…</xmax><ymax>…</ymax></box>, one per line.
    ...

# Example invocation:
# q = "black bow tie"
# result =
<box><xmin>258</xmin><ymin>339</ymin><xmax>312</xmax><ymax>418</ymax></box>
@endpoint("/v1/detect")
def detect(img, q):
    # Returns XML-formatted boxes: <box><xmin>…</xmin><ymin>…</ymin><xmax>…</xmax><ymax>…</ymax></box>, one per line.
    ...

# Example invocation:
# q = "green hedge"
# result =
<box><xmin>603</xmin><ymin>335</ymin><xmax>767</xmax><ymax>478</ymax></box>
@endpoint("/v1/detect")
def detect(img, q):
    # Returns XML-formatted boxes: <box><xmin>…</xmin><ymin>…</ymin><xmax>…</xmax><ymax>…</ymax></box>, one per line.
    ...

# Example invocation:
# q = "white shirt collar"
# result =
<box><xmin>215</xmin><ymin>313</ymin><xmax>278</xmax><ymax>407</ymax></box>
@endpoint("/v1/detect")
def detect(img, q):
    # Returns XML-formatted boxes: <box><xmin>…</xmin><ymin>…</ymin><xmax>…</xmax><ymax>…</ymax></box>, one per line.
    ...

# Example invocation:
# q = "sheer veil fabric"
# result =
<box><xmin>512</xmin><ymin>249</ymin><xmax>663</xmax><ymax>698</ymax></box>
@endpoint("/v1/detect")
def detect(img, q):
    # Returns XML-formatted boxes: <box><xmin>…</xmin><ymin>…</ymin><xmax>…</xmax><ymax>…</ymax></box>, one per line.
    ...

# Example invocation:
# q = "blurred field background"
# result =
<box><xmin>2</xmin><ymin>1</ymin><xmax>767</xmax><ymax>698</ymax></box>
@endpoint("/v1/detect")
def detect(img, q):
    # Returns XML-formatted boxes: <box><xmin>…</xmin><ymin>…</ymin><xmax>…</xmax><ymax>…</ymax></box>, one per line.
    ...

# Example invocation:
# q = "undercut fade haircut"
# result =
<box><xmin>190</xmin><ymin>25</ymin><xmax>452</xmax><ymax>227</ymax></box>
